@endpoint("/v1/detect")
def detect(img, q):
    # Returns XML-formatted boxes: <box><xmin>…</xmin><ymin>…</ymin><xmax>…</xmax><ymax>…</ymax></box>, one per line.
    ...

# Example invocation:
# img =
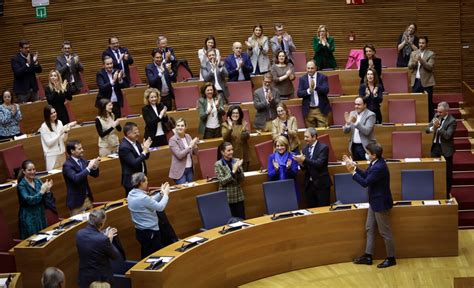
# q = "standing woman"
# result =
<box><xmin>270</xmin><ymin>51</ymin><xmax>295</xmax><ymax>98</ymax></box>
<box><xmin>222</xmin><ymin>105</ymin><xmax>250</xmax><ymax>171</ymax></box>
<box><xmin>198</xmin><ymin>35</ymin><xmax>220</xmax><ymax>80</ymax></box>
<box><xmin>39</xmin><ymin>105</ymin><xmax>75</xmax><ymax>171</ymax></box>
<box><xmin>267</xmin><ymin>136</ymin><xmax>298</xmax><ymax>182</ymax></box>
<box><xmin>201</xmin><ymin>49</ymin><xmax>229</xmax><ymax>104</ymax></box>
<box><xmin>45</xmin><ymin>69</ymin><xmax>73</xmax><ymax>125</ymax></box>
<box><xmin>312</xmin><ymin>25</ymin><xmax>337</xmax><ymax>70</ymax></box>
<box><xmin>197</xmin><ymin>82</ymin><xmax>225</xmax><ymax>139</ymax></box>
<box><xmin>359</xmin><ymin>44</ymin><xmax>382</xmax><ymax>84</ymax></box>
<box><xmin>359</xmin><ymin>68</ymin><xmax>384</xmax><ymax>124</ymax></box>
<box><xmin>214</xmin><ymin>142</ymin><xmax>245</xmax><ymax>219</ymax></box>
<box><xmin>0</xmin><ymin>89</ymin><xmax>22</xmax><ymax>140</ymax></box>
<box><xmin>17</xmin><ymin>160</ymin><xmax>54</xmax><ymax>239</ymax></box>
<box><xmin>142</xmin><ymin>88</ymin><xmax>169</xmax><ymax>147</ymax></box>
<box><xmin>169</xmin><ymin>118</ymin><xmax>199</xmax><ymax>184</ymax></box>
<box><xmin>95</xmin><ymin>98</ymin><xmax>121</xmax><ymax>156</ymax></box>
<box><xmin>397</xmin><ymin>23</ymin><xmax>419</xmax><ymax>67</ymax></box>
<box><xmin>272</xmin><ymin>102</ymin><xmax>300</xmax><ymax>153</ymax></box>
<box><xmin>246</xmin><ymin>24</ymin><xmax>270</xmax><ymax>75</ymax></box>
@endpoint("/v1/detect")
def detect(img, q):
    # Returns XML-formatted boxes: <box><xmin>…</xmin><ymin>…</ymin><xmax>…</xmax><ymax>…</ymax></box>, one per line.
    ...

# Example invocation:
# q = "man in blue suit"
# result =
<box><xmin>11</xmin><ymin>39</ymin><xmax>42</xmax><ymax>103</ymax></box>
<box><xmin>63</xmin><ymin>140</ymin><xmax>100</xmax><ymax>216</ymax></box>
<box><xmin>297</xmin><ymin>60</ymin><xmax>331</xmax><ymax>128</ymax></box>
<box><xmin>343</xmin><ymin>143</ymin><xmax>396</xmax><ymax>269</ymax></box>
<box><xmin>101</xmin><ymin>36</ymin><xmax>134</xmax><ymax>87</ymax></box>
<box><xmin>96</xmin><ymin>56</ymin><xmax>127</xmax><ymax>119</ymax></box>
<box><xmin>145</xmin><ymin>48</ymin><xmax>176</xmax><ymax>110</ymax></box>
<box><xmin>224</xmin><ymin>42</ymin><xmax>253</xmax><ymax>82</ymax></box>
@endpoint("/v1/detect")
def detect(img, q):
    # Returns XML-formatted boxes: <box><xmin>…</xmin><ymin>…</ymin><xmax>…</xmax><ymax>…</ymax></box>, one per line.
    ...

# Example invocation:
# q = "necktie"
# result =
<box><xmin>435</xmin><ymin>118</ymin><xmax>445</xmax><ymax>143</ymax></box>
<box><xmin>310</xmin><ymin>77</ymin><xmax>316</xmax><ymax>90</ymax></box>
<box><xmin>114</xmin><ymin>50</ymin><xmax>120</xmax><ymax>62</ymax></box>
<box><xmin>309</xmin><ymin>145</ymin><xmax>314</xmax><ymax>159</ymax></box>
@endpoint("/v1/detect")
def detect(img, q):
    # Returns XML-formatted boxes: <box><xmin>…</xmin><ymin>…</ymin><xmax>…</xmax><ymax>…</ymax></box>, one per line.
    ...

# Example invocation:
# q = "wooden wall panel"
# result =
<box><xmin>461</xmin><ymin>0</ymin><xmax>474</xmax><ymax>87</ymax></box>
<box><xmin>0</xmin><ymin>1</ymin><xmax>462</xmax><ymax>96</ymax></box>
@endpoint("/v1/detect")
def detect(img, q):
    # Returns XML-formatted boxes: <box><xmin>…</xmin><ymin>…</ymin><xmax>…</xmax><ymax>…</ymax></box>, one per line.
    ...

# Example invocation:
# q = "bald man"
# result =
<box><xmin>224</xmin><ymin>42</ymin><xmax>253</xmax><ymax>82</ymax></box>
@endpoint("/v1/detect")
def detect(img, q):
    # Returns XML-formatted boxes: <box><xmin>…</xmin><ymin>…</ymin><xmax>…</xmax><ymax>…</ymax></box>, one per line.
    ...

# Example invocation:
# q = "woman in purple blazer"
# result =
<box><xmin>168</xmin><ymin>118</ymin><xmax>199</xmax><ymax>184</ymax></box>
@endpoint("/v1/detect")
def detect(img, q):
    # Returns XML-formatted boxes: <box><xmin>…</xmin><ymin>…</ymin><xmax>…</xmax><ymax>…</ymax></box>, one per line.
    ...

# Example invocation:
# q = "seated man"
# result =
<box><xmin>224</xmin><ymin>42</ymin><xmax>253</xmax><ymax>82</ymax></box>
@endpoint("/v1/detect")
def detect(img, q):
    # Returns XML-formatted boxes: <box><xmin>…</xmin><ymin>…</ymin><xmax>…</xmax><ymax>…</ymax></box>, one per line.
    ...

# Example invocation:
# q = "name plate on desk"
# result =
<box><xmin>271</xmin><ymin>209</ymin><xmax>312</xmax><ymax>221</ymax></box>
<box><xmin>423</xmin><ymin>200</ymin><xmax>441</xmax><ymax>206</ymax></box>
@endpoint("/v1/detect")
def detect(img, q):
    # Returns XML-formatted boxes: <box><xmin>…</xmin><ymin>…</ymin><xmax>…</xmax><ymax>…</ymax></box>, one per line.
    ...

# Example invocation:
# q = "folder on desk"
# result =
<box><xmin>394</xmin><ymin>201</ymin><xmax>412</xmax><ymax>206</ymax></box>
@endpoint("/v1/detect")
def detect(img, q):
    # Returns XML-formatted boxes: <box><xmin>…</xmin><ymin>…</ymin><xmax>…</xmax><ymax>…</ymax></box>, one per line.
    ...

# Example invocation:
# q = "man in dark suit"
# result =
<box><xmin>224</xmin><ymin>42</ymin><xmax>253</xmax><ymax>82</ymax></box>
<box><xmin>253</xmin><ymin>73</ymin><xmax>281</xmax><ymax>131</ymax></box>
<box><xmin>297</xmin><ymin>60</ymin><xmax>331</xmax><ymax>128</ymax></box>
<box><xmin>157</xmin><ymin>35</ymin><xmax>177</xmax><ymax>78</ymax></box>
<box><xmin>101</xmin><ymin>36</ymin><xmax>134</xmax><ymax>87</ymax></box>
<box><xmin>11</xmin><ymin>39</ymin><xmax>42</xmax><ymax>103</ymax></box>
<box><xmin>63</xmin><ymin>140</ymin><xmax>100</xmax><ymax>216</ymax></box>
<box><xmin>343</xmin><ymin>143</ymin><xmax>396</xmax><ymax>269</ymax></box>
<box><xmin>294</xmin><ymin>127</ymin><xmax>331</xmax><ymax>207</ymax></box>
<box><xmin>96</xmin><ymin>56</ymin><xmax>127</xmax><ymax>119</ymax></box>
<box><xmin>426</xmin><ymin>101</ymin><xmax>456</xmax><ymax>197</ymax></box>
<box><xmin>55</xmin><ymin>40</ymin><xmax>84</xmax><ymax>95</ymax></box>
<box><xmin>119</xmin><ymin>122</ymin><xmax>152</xmax><ymax>195</ymax></box>
<box><xmin>76</xmin><ymin>209</ymin><xmax>119</xmax><ymax>288</ymax></box>
<box><xmin>145</xmin><ymin>48</ymin><xmax>175</xmax><ymax>110</ymax></box>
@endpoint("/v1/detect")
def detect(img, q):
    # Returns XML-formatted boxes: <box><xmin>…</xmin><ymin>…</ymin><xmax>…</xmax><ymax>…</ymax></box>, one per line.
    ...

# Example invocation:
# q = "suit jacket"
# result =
<box><xmin>197</xmin><ymin>96</ymin><xmax>225</xmax><ymax>135</ymax></box>
<box><xmin>358</xmin><ymin>57</ymin><xmax>382</xmax><ymax>82</ymax></box>
<box><xmin>343</xmin><ymin>109</ymin><xmax>376</xmax><ymax>153</ymax></box>
<box><xmin>159</xmin><ymin>47</ymin><xmax>177</xmax><ymax>75</ymax></box>
<box><xmin>101</xmin><ymin>47</ymin><xmax>134</xmax><ymax>87</ymax></box>
<box><xmin>408</xmin><ymin>49</ymin><xmax>436</xmax><ymax>87</ymax></box>
<box><xmin>145</xmin><ymin>63</ymin><xmax>175</xmax><ymax>98</ymax></box>
<box><xmin>63</xmin><ymin>156</ymin><xmax>99</xmax><ymax>209</ymax></box>
<box><xmin>253</xmin><ymin>87</ymin><xmax>281</xmax><ymax>129</ymax></box>
<box><xmin>426</xmin><ymin>114</ymin><xmax>456</xmax><ymax>157</ymax></box>
<box><xmin>76</xmin><ymin>224</ymin><xmax>119</xmax><ymax>288</ymax></box>
<box><xmin>352</xmin><ymin>158</ymin><xmax>393</xmax><ymax>212</ymax></box>
<box><xmin>200</xmin><ymin>61</ymin><xmax>229</xmax><ymax>98</ymax></box>
<box><xmin>358</xmin><ymin>83</ymin><xmax>384</xmax><ymax>111</ymax></box>
<box><xmin>55</xmin><ymin>54</ymin><xmax>84</xmax><ymax>90</ymax></box>
<box><xmin>142</xmin><ymin>103</ymin><xmax>169</xmax><ymax>140</ymax></box>
<box><xmin>297</xmin><ymin>73</ymin><xmax>331</xmax><ymax>116</ymax></box>
<box><xmin>95</xmin><ymin>69</ymin><xmax>127</xmax><ymax>107</ymax></box>
<box><xmin>224</xmin><ymin>53</ymin><xmax>253</xmax><ymax>81</ymax></box>
<box><xmin>270</xmin><ymin>35</ymin><xmax>296</xmax><ymax>63</ymax></box>
<box><xmin>11</xmin><ymin>53</ymin><xmax>42</xmax><ymax>95</ymax></box>
<box><xmin>300</xmin><ymin>141</ymin><xmax>331</xmax><ymax>189</ymax></box>
<box><xmin>119</xmin><ymin>138</ymin><xmax>150</xmax><ymax>192</ymax></box>
<box><xmin>214</xmin><ymin>158</ymin><xmax>245</xmax><ymax>203</ymax></box>
<box><xmin>247</xmin><ymin>36</ymin><xmax>271</xmax><ymax>73</ymax></box>
<box><xmin>267</xmin><ymin>152</ymin><xmax>299</xmax><ymax>181</ymax></box>
<box><xmin>168</xmin><ymin>133</ymin><xmax>198</xmax><ymax>179</ymax></box>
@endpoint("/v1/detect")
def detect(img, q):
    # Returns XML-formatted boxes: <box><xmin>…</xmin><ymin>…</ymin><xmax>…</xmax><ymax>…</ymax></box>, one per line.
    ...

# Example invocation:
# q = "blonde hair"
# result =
<box><xmin>274</xmin><ymin>136</ymin><xmax>290</xmax><ymax>151</ymax></box>
<box><xmin>144</xmin><ymin>88</ymin><xmax>161</xmax><ymax>105</ymax></box>
<box><xmin>276</xmin><ymin>102</ymin><xmax>291</xmax><ymax>120</ymax></box>
<box><xmin>48</xmin><ymin>70</ymin><xmax>66</xmax><ymax>93</ymax></box>
<box><xmin>318</xmin><ymin>25</ymin><xmax>329</xmax><ymax>36</ymax></box>
<box><xmin>175</xmin><ymin>117</ymin><xmax>187</xmax><ymax>127</ymax></box>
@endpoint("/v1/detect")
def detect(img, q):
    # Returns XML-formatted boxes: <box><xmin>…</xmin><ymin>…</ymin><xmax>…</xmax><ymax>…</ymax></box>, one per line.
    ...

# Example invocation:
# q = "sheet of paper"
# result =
<box><xmin>0</xmin><ymin>277</ymin><xmax>8</xmax><ymax>286</ymax></box>
<box><xmin>403</xmin><ymin>123</ymin><xmax>417</xmax><ymax>126</ymax></box>
<box><xmin>146</xmin><ymin>256</ymin><xmax>174</xmax><ymax>263</ymax></box>
<box><xmin>185</xmin><ymin>236</ymin><xmax>205</xmax><ymax>243</ymax></box>
<box><xmin>292</xmin><ymin>209</ymin><xmax>312</xmax><ymax>215</ymax></box>
<box><xmin>354</xmin><ymin>203</ymin><xmax>370</xmax><ymax>209</ymax></box>
<box><xmin>69</xmin><ymin>212</ymin><xmax>89</xmax><ymax>222</ymax></box>
<box><xmin>404</xmin><ymin>158</ymin><xmax>421</xmax><ymax>162</ymax></box>
<box><xmin>423</xmin><ymin>200</ymin><xmax>440</xmax><ymax>206</ymax></box>
<box><xmin>228</xmin><ymin>221</ymin><xmax>252</xmax><ymax>227</ymax></box>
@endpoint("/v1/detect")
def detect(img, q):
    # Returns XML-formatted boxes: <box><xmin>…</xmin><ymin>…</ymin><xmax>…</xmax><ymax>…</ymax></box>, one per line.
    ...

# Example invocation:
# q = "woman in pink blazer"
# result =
<box><xmin>168</xmin><ymin>118</ymin><xmax>199</xmax><ymax>184</ymax></box>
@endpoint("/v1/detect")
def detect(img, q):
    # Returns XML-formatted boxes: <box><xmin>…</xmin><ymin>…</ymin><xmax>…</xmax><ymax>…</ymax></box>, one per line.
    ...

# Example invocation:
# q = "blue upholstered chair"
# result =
<box><xmin>401</xmin><ymin>169</ymin><xmax>434</xmax><ymax>200</ymax></box>
<box><xmin>196</xmin><ymin>190</ymin><xmax>232</xmax><ymax>230</ymax></box>
<box><xmin>262</xmin><ymin>179</ymin><xmax>299</xmax><ymax>214</ymax></box>
<box><xmin>334</xmin><ymin>173</ymin><xmax>368</xmax><ymax>204</ymax></box>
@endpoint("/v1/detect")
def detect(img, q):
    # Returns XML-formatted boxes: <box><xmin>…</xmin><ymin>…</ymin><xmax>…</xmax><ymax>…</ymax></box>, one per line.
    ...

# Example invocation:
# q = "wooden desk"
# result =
<box><xmin>0</xmin><ymin>273</ymin><xmax>22</xmax><ymax>288</ymax></box>
<box><xmin>11</xmin><ymin>200</ymin><xmax>139</xmax><ymax>288</ymax></box>
<box><xmin>128</xmin><ymin>200</ymin><xmax>458</xmax><ymax>288</ymax></box>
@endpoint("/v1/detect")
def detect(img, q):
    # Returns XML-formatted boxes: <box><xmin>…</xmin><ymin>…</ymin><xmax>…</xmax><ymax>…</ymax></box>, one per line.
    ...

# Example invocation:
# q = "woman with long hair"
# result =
<box><xmin>142</xmin><ymin>87</ymin><xmax>169</xmax><ymax>147</ymax></box>
<box><xmin>359</xmin><ymin>68</ymin><xmax>384</xmax><ymax>124</ymax></box>
<box><xmin>359</xmin><ymin>44</ymin><xmax>382</xmax><ymax>84</ymax></box>
<box><xmin>0</xmin><ymin>89</ymin><xmax>22</xmax><ymax>140</ymax></box>
<box><xmin>45</xmin><ymin>69</ymin><xmax>73</xmax><ymax>124</ymax></box>
<box><xmin>197</xmin><ymin>82</ymin><xmax>225</xmax><ymax>139</ymax></box>
<box><xmin>222</xmin><ymin>105</ymin><xmax>250</xmax><ymax>171</ymax></box>
<box><xmin>95</xmin><ymin>98</ymin><xmax>122</xmax><ymax>156</ymax></box>
<box><xmin>271</xmin><ymin>102</ymin><xmax>300</xmax><ymax>153</ymax></box>
<box><xmin>270</xmin><ymin>50</ymin><xmax>295</xmax><ymax>98</ymax></box>
<box><xmin>198</xmin><ymin>35</ymin><xmax>221</xmax><ymax>80</ymax></box>
<box><xmin>397</xmin><ymin>23</ymin><xmax>419</xmax><ymax>67</ymax></box>
<box><xmin>246</xmin><ymin>24</ymin><xmax>270</xmax><ymax>75</ymax></box>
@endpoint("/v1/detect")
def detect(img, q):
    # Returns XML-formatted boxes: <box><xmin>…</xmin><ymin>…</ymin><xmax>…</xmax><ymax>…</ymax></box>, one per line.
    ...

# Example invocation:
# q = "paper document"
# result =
<box><xmin>146</xmin><ymin>256</ymin><xmax>174</xmax><ymax>263</ymax></box>
<box><xmin>185</xmin><ymin>236</ymin><xmax>205</xmax><ymax>243</ymax></box>
<box><xmin>404</xmin><ymin>158</ymin><xmax>421</xmax><ymax>162</ymax></box>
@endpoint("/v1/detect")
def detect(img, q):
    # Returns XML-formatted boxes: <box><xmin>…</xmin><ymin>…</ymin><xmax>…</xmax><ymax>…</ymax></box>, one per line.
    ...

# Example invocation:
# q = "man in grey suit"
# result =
<box><xmin>201</xmin><ymin>49</ymin><xmax>229</xmax><ymax>103</ymax></box>
<box><xmin>253</xmin><ymin>73</ymin><xmax>280</xmax><ymax>132</ymax></box>
<box><xmin>55</xmin><ymin>40</ymin><xmax>84</xmax><ymax>95</ymax></box>
<box><xmin>426</xmin><ymin>101</ymin><xmax>456</xmax><ymax>197</ymax></box>
<box><xmin>270</xmin><ymin>23</ymin><xmax>296</xmax><ymax>64</ymax></box>
<box><xmin>343</xmin><ymin>96</ymin><xmax>376</xmax><ymax>161</ymax></box>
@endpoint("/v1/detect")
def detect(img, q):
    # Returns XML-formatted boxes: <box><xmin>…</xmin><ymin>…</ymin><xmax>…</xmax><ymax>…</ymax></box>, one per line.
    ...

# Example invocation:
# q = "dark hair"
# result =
<box><xmin>62</xmin><ymin>40</ymin><xmax>71</xmax><ymax>47</ymax></box>
<box><xmin>276</xmin><ymin>50</ymin><xmax>288</xmax><ymax>64</ymax></box>
<box><xmin>407</xmin><ymin>23</ymin><xmax>417</xmax><ymax>33</ymax></box>
<box><xmin>253</xmin><ymin>24</ymin><xmax>263</xmax><ymax>33</ymax></box>
<box><xmin>200</xmin><ymin>82</ymin><xmax>217</xmax><ymax>98</ymax></box>
<box><xmin>151</xmin><ymin>48</ymin><xmax>162</xmax><ymax>58</ymax></box>
<box><xmin>17</xmin><ymin>160</ymin><xmax>34</xmax><ymax>182</ymax></box>
<box><xmin>66</xmin><ymin>140</ymin><xmax>81</xmax><ymax>155</ymax></box>
<box><xmin>419</xmin><ymin>36</ymin><xmax>429</xmax><ymax>44</ymax></box>
<box><xmin>108</xmin><ymin>36</ymin><xmax>118</xmax><ymax>44</ymax></box>
<box><xmin>43</xmin><ymin>105</ymin><xmax>57</xmax><ymax>132</ymax></box>
<box><xmin>123</xmin><ymin>122</ymin><xmax>137</xmax><ymax>136</ymax></box>
<box><xmin>363</xmin><ymin>44</ymin><xmax>377</xmax><ymax>59</ymax></box>
<box><xmin>203</xmin><ymin>35</ymin><xmax>217</xmax><ymax>49</ymax></box>
<box><xmin>364</xmin><ymin>67</ymin><xmax>380</xmax><ymax>87</ymax></box>
<box><xmin>356</xmin><ymin>96</ymin><xmax>368</xmax><ymax>105</ymax></box>
<box><xmin>19</xmin><ymin>39</ymin><xmax>29</xmax><ymax>48</ymax></box>
<box><xmin>365</xmin><ymin>142</ymin><xmax>383</xmax><ymax>159</ymax></box>
<box><xmin>227</xmin><ymin>105</ymin><xmax>244</xmax><ymax>125</ymax></box>
<box><xmin>103</xmin><ymin>56</ymin><xmax>113</xmax><ymax>64</ymax></box>
<box><xmin>263</xmin><ymin>72</ymin><xmax>273</xmax><ymax>81</ymax></box>
<box><xmin>217</xmin><ymin>141</ymin><xmax>233</xmax><ymax>159</ymax></box>
<box><xmin>97</xmin><ymin>98</ymin><xmax>113</xmax><ymax>119</ymax></box>
<box><xmin>0</xmin><ymin>89</ymin><xmax>15</xmax><ymax>104</ymax></box>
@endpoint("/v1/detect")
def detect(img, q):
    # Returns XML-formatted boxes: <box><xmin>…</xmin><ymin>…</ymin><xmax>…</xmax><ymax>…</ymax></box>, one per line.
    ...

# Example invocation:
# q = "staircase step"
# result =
<box><xmin>458</xmin><ymin>210</ymin><xmax>474</xmax><ymax>227</ymax></box>
<box><xmin>452</xmin><ymin>185</ymin><xmax>474</xmax><ymax>209</ymax></box>
<box><xmin>433</xmin><ymin>93</ymin><xmax>463</xmax><ymax>108</ymax></box>
<box><xmin>455</xmin><ymin>138</ymin><xmax>471</xmax><ymax>150</ymax></box>
<box><xmin>453</xmin><ymin>172</ymin><xmax>474</xmax><ymax>186</ymax></box>
<box><xmin>455</xmin><ymin>120</ymin><xmax>468</xmax><ymax>137</ymax></box>
<box><xmin>453</xmin><ymin>151</ymin><xmax>474</xmax><ymax>171</ymax></box>
<box><xmin>450</xmin><ymin>109</ymin><xmax>461</xmax><ymax>119</ymax></box>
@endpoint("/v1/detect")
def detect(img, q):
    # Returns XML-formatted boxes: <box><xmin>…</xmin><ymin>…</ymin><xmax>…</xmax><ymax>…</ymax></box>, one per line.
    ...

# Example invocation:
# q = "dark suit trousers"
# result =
<box><xmin>229</xmin><ymin>201</ymin><xmax>246</xmax><ymax>219</ymax></box>
<box><xmin>135</xmin><ymin>228</ymin><xmax>163</xmax><ymax>259</ymax></box>
<box><xmin>431</xmin><ymin>143</ymin><xmax>453</xmax><ymax>197</ymax></box>
<box><xmin>412</xmin><ymin>79</ymin><xmax>434</xmax><ymax>121</ymax></box>
<box><xmin>112</xmin><ymin>102</ymin><xmax>122</xmax><ymax>119</ymax></box>
<box><xmin>305</xmin><ymin>181</ymin><xmax>330</xmax><ymax>208</ymax></box>
<box><xmin>351</xmin><ymin>143</ymin><xmax>366</xmax><ymax>161</ymax></box>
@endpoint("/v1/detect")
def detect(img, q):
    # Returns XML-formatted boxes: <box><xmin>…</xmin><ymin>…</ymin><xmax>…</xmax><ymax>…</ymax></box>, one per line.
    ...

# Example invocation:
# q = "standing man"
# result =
<box><xmin>145</xmin><ymin>49</ymin><xmax>175</xmax><ymax>110</ymax></box>
<box><xmin>297</xmin><ymin>60</ymin><xmax>331</xmax><ymax>128</ymax></box>
<box><xmin>224</xmin><ymin>42</ymin><xmax>253</xmax><ymax>82</ymax></box>
<box><xmin>408</xmin><ymin>36</ymin><xmax>435</xmax><ymax>121</ymax></box>
<box><xmin>270</xmin><ymin>23</ymin><xmax>296</xmax><ymax>64</ymax></box>
<box><xmin>343</xmin><ymin>96</ymin><xmax>376</xmax><ymax>161</ymax></box>
<box><xmin>426</xmin><ymin>101</ymin><xmax>456</xmax><ymax>197</ymax></box>
<box><xmin>55</xmin><ymin>40</ymin><xmax>84</xmax><ymax>95</ymax></box>
<box><xmin>343</xmin><ymin>143</ymin><xmax>396</xmax><ymax>269</ymax></box>
<box><xmin>63</xmin><ymin>140</ymin><xmax>100</xmax><ymax>216</ymax></box>
<box><xmin>253</xmin><ymin>73</ymin><xmax>281</xmax><ymax>132</ymax></box>
<box><xmin>11</xmin><ymin>39</ymin><xmax>42</xmax><ymax>103</ymax></box>
<box><xmin>96</xmin><ymin>56</ymin><xmax>127</xmax><ymax>119</ymax></box>
<box><xmin>157</xmin><ymin>35</ymin><xmax>177</xmax><ymax>77</ymax></box>
<box><xmin>294</xmin><ymin>128</ymin><xmax>331</xmax><ymax>208</ymax></box>
<box><xmin>119</xmin><ymin>122</ymin><xmax>151</xmax><ymax>195</ymax></box>
<box><xmin>102</xmin><ymin>36</ymin><xmax>134</xmax><ymax>87</ymax></box>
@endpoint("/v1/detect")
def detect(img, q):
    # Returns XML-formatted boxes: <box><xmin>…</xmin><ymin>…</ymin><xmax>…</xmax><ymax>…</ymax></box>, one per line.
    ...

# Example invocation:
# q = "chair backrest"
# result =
<box><xmin>327</xmin><ymin>74</ymin><xmax>343</xmax><ymax>96</ymax></box>
<box><xmin>331</xmin><ymin>101</ymin><xmax>354</xmax><ymax>126</ymax></box>
<box><xmin>292</xmin><ymin>51</ymin><xmax>307</xmax><ymax>73</ymax></box>
<box><xmin>334</xmin><ymin>173</ymin><xmax>368</xmax><ymax>204</ymax></box>
<box><xmin>392</xmin><ymin>131</ymin><xmax>422</xmax><ymax>159</ymax></box>
<box><xmin>292</xmin><ymin>75</ymin><xmax>300</xmax><ymax>98</ymax></box>
<box><xmin>388</xmin><ymin>99</ymin><xmax>416</xmax><ymax>123</ymax></box>
<box><xmin>376</xmin><ymin>48</ymin><xmax>398</xmax><ymax>68</ymax></box>
<box><xmin>263</xmin><ymin>179</ymin><xmax>299</xmax><ymax>214</ymax></box>
<box><xmin>196</xmin><ymin>190</ymin><xmax>232</xmax><ymax>230</ymax></box>
<box><xmin>0</xmin><ymin>144</ymin><xmax>26</xmax><ymax>179</ymax></box>
<box><xmin>383</xmin><ymin>72</ymin><xmax>409</xmax><ymax>94</ymax></box>
<box><xmin>128</xmin><ymin>65</ymin><xmax>143</xmax><ymax>86</ymax></box>
<box><xmin>345</xmin><ymin>49</ymin><xmax>364</xmax><ymax>69</ymax></box>
<box><xmin>45</xmin><ymin>209</ymin><xmax>60</xmax><ymax>226</ymax></box>
<box><xmin>36</xmin><ymin>76</ymin><xmax>46</xmax><ymax>100</ymax></box>
<box><xmin>401</xmin><ymin>169</ymin><xmax>434</xmax><ymax>200</ymax></box>
<box><xmin>65</xmin><ymin>101</ymin><xmax>76</xmax><ymax>122</ymax></box>
<box><xmin>0</xmin><ymin>209</ymin><xmax>14</xmax><ymax>251</ymax></box>
<box><xmin>317</xmin><ymin>134</ymin><xmax>337</xmax><ymax>162</ymax></box>
<box><xmin>176</xmin><ymin>64</ymin><xmax>193</xmax><ymax>82</ymax></box>
<box><xmin>174</xmin><ymin>85</ymin><xmax>200</xmax><ymax>110</ymax></box>
<box><xmin>198</xmin><ymin>147</ymin><xmax>218</xmax><ymax>179</ymax></box>
<box><xmin>79</xmin><ymin>72</ymin><xmax>90</xmax><ymax>94</ymax></box>
<box><xmin>120</xmin><ymin>91</ymin><xmax>133</xmax><ymax>117</ymax></box>
<box><xmin>287</xmin><ymin>104</ymin><xmax>305</xmax><ymax>129</ymax></box>
<box><xmin>254</xmin><ymin>139</ymin><xmax>274</xmax><ymax>170</ymax></box>
<box><xmin>228</xmin><ymin>81</ymin><xmax>253</xmax><ymax>103</ymax></box>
